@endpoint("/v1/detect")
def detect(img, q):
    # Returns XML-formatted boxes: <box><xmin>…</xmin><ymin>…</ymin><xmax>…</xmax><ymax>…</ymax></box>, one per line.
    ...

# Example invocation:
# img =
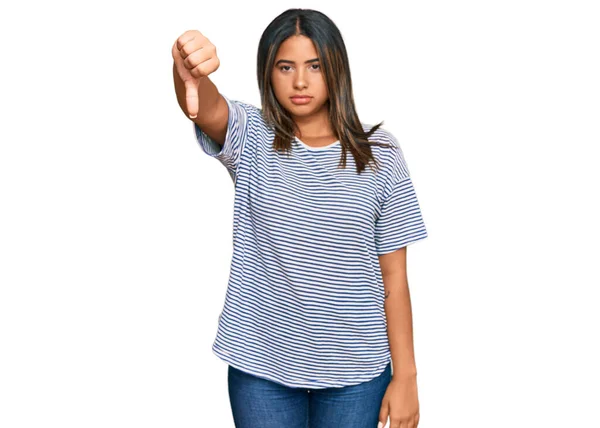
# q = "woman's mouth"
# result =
<box><xmin>290</xmin><ymin>96</ymin><xmax>312</xmax><ymax>105</ymax></box>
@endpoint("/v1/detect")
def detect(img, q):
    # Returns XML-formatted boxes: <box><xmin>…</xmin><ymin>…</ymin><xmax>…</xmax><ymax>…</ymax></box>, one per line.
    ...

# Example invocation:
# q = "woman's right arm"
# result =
<box><xmin>172</xmin><ymin>30</ymin><xmax>228</xmax><ymax>147</ymax></box>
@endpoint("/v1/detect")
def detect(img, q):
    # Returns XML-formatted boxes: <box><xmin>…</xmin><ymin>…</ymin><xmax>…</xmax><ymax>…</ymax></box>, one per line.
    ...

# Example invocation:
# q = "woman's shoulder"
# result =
<box><xmin>361</xmin><ymin>123</ymin><xmax>397</xmax><ymax>145</ymax></box>
<box><xmin>223</xmin><ymin>95</ymin><xmax>264</xmax><ymax>120</ymax></box>
<box><xmin>362</xmin><ymin>123</ymin><xmax>406</xmax><ymax>165</ymax></box>
<box><xmin>220</xmin><ymin>95</ymin><xmax>274</xmax><ymax>143</ymax></box>
<box><xmin>359</xmin><ymin>123</ymin><xmax>411</xmax><ymax>186</ymax></box>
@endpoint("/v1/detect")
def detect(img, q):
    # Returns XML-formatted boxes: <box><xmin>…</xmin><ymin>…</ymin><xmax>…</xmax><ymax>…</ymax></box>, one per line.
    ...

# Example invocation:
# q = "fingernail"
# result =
<box><xmin>189</xmin><ymin>114</ymin><xmax>196</xmax><ymax>119</ymax></box>
<box><xmin>378</xmin><ymin>422</ymin><xmax>383</xmax><ymax>428</ymax></box>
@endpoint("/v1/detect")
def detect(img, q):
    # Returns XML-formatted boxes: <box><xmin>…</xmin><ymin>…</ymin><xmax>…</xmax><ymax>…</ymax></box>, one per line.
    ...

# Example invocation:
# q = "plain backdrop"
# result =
<box><xmin>1</xmin><ymin>0</ymin><xmax>599</xmax><ymax>427</ymax></box>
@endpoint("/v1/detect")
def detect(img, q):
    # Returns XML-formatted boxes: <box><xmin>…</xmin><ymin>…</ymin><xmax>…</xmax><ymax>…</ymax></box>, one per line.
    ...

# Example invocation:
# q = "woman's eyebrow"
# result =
<box><xmin>275</xmin><ymin>58</ymin><xmax>320</xmax><ymax>65</ymax></box>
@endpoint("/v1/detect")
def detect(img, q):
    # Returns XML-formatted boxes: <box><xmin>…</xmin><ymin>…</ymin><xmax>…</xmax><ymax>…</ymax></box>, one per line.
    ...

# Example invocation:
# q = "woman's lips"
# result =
<box><xmin>290</xmin><ymin>96</ymin><xmax>312</xmax><ymax>105</ymax></box>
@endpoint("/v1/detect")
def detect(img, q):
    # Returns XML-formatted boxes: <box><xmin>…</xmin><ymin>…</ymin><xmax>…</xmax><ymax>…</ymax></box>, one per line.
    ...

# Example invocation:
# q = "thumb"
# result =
<box><xmin>184</xmin><ymin>79</ymin><xmax>199</xmax><ymax>119</ymax></box>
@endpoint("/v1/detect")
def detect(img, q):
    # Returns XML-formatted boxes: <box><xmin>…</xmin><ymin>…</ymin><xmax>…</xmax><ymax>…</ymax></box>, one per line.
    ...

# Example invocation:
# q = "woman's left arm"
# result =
<box><xmin>379</xmin><ymin>246</ymin><xmax>417</xmax><ymax>377</ymax></box>
<box><xmin>377</xmin><ymin>246</ymin><xmax>420</xmax><ymax>428</ymax></box>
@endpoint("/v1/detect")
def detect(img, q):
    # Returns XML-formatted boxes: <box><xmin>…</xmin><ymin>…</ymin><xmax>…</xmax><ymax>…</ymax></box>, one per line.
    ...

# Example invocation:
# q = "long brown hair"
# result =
<box><xmin>256</xmin><ymin>8</ymin><xmax>395</xmax><ymax>174</ymax></box>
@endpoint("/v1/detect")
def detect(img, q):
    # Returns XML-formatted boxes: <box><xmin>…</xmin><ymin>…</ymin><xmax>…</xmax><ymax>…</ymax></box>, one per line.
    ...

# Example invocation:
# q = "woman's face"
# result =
<box><xmin>271</xmin><ymin>35</ymin><xmax>329</xmax><ymax>121</ymax></box>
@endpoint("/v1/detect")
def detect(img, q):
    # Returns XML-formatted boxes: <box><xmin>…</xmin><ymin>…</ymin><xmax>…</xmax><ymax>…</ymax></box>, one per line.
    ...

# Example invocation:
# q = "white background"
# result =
<box><xmin>1</xmin><ymin>0</ymin><xmax>599</xmax><ymax>427</ymax></box>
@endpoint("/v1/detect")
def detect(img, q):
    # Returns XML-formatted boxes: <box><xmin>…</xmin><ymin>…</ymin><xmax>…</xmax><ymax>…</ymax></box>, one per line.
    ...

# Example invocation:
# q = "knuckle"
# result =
<box><xmin>197</xmin><ymin>34</ymin><xmax>208</xmax><ymax>46</ymax></box>
<box><xmin>194</xmin><ymin>64</ymin><xmax>207</xmax><ymax>77</ymax></box>
<box><xmin>184</xmin><ymin>50</ymin><xmax>196</xmax><ymax>65</ymax></box>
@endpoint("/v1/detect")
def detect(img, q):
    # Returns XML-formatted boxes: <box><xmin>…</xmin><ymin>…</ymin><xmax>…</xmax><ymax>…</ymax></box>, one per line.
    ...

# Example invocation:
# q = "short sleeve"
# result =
<box><xmin>374</xmin><ymin>176</ymin><xmax>428</xmax><ymax>255</ymax></box>
<box><xmin>192</xmin><ymin>94</ymin><xmax>257</xmax><ymax>182</ymax></box>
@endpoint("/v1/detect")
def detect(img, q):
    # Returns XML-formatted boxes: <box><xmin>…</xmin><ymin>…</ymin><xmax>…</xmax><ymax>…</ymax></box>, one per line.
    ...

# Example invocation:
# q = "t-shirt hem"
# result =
<box><xmin>376</xmin><ymin>231</ymin><xmax>429</xmax><ymax>256</ymax></box>
<box><xmin>212</xmin><ymin>343</ymin><xmax>391</xmax><ymax>390</ymax></box>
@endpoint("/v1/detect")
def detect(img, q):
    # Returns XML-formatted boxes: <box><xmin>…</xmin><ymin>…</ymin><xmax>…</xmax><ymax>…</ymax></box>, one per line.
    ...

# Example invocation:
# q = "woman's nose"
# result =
<box><xmin>293</xmin><ymin>70</ymin><xmax>308</xmax><ymax>89</ymax></box>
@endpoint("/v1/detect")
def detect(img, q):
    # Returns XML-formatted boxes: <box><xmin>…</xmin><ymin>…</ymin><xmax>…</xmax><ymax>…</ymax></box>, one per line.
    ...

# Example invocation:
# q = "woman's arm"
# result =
<box><xmin>379</xmin><ymin>247</ymin><xmax>418</xmax><ymax>379</ymax></box>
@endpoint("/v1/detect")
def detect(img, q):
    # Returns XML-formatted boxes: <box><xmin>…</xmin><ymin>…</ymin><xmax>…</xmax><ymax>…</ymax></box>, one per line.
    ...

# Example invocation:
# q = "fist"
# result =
<box><xmin>172</xmin><ymin>30</ymin><xmax>221</xmax><ymax>118</ymax></box>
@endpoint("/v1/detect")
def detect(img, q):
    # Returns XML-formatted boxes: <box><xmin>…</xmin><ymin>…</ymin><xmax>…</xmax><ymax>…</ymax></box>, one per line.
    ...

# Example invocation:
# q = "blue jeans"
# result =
<box><xmin>228</xmin><ymin>362</ymin><xmax>392</xmax><ymax>428</ymax></box>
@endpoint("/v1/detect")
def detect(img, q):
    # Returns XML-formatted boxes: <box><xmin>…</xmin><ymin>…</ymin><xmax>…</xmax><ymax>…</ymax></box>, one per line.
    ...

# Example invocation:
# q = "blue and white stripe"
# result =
<box><xmin>193</xmin><ymin>94</ymin><xmax>428</xmax><ymax>389</ymax></box>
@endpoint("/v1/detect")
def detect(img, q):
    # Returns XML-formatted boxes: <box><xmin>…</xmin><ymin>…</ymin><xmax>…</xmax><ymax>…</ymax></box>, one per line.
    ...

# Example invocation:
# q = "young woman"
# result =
<box><xmin>172</xmin><ymin>8</ymin><xmax>428</xmax><ymax>428</ymax></box>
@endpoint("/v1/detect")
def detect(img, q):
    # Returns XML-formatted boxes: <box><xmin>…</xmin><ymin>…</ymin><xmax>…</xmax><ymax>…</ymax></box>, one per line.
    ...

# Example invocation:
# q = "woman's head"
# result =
<box><xmin>257</xmin><ymin>8</ymin><xmax>392</xmax><ymax>174</ymax></box>
<box><xmin>269</xmin><ymin>34</ymin><xmax>329</xmax><ymax>125</ymax></box>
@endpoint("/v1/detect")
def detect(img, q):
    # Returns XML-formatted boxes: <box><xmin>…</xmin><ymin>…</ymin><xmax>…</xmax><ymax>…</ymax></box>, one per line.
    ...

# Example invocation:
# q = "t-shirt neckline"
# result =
<box><xmin>294</xmin><ymin>136</ymin><xmax>340</xmax><ymax>151</ymax></box>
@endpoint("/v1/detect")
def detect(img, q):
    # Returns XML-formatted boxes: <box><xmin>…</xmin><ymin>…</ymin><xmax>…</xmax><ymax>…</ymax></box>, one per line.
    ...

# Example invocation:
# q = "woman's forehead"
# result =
<box><xmin>275</xmin><ymin>35</ymin><xmax>318</xmax><ymax>57</ymax></box>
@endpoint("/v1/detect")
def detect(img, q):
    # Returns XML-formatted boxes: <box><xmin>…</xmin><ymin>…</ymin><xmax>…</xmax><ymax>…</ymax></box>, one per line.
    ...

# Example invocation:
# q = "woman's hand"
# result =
<box><xmin>378</xmin><ymin>374</ymin><xmax>420</xmax><ymax>428</ymax></box>
<box><xmin>171</xmin><ymin>30</ymin><xmax>220</xmax><ymax>118</ymax></box>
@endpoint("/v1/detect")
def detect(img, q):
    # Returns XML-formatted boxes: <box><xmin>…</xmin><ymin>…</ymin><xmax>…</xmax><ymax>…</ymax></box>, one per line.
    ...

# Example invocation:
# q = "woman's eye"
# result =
<box><xmin>278</xmin><ymin>64</ymin><xmax>320</xmax><ymax>72</ymax></box>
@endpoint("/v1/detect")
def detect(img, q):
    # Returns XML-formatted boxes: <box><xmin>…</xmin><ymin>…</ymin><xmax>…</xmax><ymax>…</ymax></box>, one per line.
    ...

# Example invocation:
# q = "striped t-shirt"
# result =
<box><xmin>193</xmin><ymin>94</ymin><xmax>428</xmax><ymax>389</ymax></box>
